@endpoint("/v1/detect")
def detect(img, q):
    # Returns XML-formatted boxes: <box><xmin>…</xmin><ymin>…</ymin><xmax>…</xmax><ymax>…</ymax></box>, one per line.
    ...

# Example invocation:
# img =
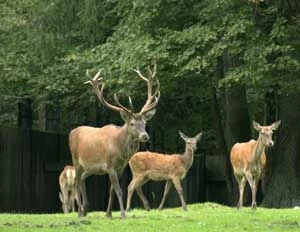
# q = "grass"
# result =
<box><xmin>0</xmin><ymin>203</ymin><xmax>300</xmax><ymax>232</ymax></box>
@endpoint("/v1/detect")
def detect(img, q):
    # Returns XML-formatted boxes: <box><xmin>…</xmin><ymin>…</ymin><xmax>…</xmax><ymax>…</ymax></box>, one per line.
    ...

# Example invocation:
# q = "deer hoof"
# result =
<box><xmin>78</xmin><ymin>212</ymin><xmax>85</xmax><ymax>218</ymax></box>
<box><xmin>121</xmin><ymin>212</ymin><xmax>126</xmax><ymax>220</ymax></box>
<box><xmin>237</xmin><ymin>203</ymin><xmax>242</xmax><ymax>210</ymax></box>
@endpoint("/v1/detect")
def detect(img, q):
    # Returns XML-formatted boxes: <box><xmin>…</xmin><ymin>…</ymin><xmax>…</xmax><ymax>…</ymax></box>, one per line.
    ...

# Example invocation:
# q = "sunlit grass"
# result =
<box><xmin>0</xmin><ymin>203</ymin><xmax>300</xmax><ymax>232</ymax></box>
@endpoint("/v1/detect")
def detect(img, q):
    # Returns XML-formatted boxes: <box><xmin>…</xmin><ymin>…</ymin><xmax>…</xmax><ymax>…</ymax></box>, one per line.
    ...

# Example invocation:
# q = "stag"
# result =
<box><xmin>126</xmin><ymin>131</ymin><xmax>202</xmax><ymax>211</ymax></box>
<box><xmin>230</xmin><ymin>120</ymin><xmax>281</xmax><ymax>209</ymax></box>
<box><xmin>59</xmin><ymin>165</ymin><xmax>79</xmax><ymax>213</ymax></box>
<box><xmin>69</xmin><ymin>64</ymin><xmax>160</xmax><ymax>218</ymax></box>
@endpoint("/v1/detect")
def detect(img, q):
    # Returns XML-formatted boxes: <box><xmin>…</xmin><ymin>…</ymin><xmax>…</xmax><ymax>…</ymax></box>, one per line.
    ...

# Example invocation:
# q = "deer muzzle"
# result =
<box><xmin>139</xmin><ymin>133</ymin><xmax>149</xmax><ymax>142</ymax></box>
<box><xmin>267</xmin><ymin>141</ymin><xmax>274</xmax><ymax>147</ymax></box>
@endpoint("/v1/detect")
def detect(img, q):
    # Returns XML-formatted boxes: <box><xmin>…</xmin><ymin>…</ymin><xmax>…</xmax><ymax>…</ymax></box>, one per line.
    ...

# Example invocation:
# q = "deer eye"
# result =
<box><xmin>130</xmin><ymin>122</ymin><xmax>135</xmax><ymax>126</ymax></box>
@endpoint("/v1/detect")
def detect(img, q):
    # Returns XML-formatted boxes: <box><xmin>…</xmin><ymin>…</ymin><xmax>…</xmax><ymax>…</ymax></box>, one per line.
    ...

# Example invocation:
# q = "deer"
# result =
<box><xmin>69</xmin><ymin>64</ymin><xmax>160</xmax><ymax>218</ymax></box>
<box><xmin>126</xmin><ymin>130</ymin><xmax>202</xmax><ymax>212</ymax></box>
<box><xmin>59</xmin><ymin>165</ymin><xmax>79</xmax><ymax>213</ymax></box>
<box><xmin>230</xmin><ymin>120</ymin><xmax>281</xmax><ymax>209</ymax></box>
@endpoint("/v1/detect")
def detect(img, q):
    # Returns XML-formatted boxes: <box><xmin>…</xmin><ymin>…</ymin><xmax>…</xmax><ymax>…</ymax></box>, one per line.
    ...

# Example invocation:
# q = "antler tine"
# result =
<box><xmin>147</xmin><ymin>63</ymin><xmax>157</xmax><ymax>81</ymax></box>
<box><xmin>152</xmin><ymin>79</ymin><xmax>160</xmax><ymax>99</ymax></box>
<box><xmin>146</xmin><ymin>89</ymin><xmax>160</xmax><ymax>110</ymax></box>
<box><xmin>95</xmin><ymin>84</ymin><xmax>125</xmax><ymax>112</ymax></box>
<box><xmin>132</xmin><ymin>68</ymin><xmax>148</xmax><ymax>82</ymax></box>
<box><xmin>140</xmin><ymin>94</ymin><xmax>160</xmax><ymax>114</ymax></box>
<box><xmin>84</xmin><ymin>69</ymin><xmax>103</xmax><ymax>85</ymax></box>
<box><xmin>136</xmin><ymin>63</ymin><xmax>160</xmax><ymax>115</ymax></box>
<box><xmin>141</xmin><ymin>79</ymin><xmax>160</xmax><ymax>112</ymax></box>
<box><xmin>113</xmin><ymin>94</ymin><xmax>133</xmax><ymax>114</ymax></box>
<box><xmin>128</xmin><ymin>96</ymin><xmax>135</xmax><ymax>112</ymax></box>
<box><xmin>85</xmin><ymin>68</ymin><xmax>126</xmax><ymax>113</ymax></box>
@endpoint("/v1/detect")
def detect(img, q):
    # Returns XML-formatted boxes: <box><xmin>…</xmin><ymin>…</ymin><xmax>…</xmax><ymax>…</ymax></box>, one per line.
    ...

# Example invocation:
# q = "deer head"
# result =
<box><xmin>253</xmin><ymin>120</ymin><xmax>281</xmax><ymax>147</ymax></box>
<box><xmin>85</xmin><ymin>64</ymin><xmax>160</xmax><ymax>142</ymax></box>
<box><xmin>179</xmin><ymin>131</ymin><xmax>203</xmax><ymax>151</ymax></box>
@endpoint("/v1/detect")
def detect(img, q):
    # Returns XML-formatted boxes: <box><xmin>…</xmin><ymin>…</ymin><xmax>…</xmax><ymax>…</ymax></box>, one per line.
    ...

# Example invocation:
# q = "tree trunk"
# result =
<box><xmin>224</xmin><ymin>85</ymin><xmax>252</xmax><ymax>149</ymax></box>
<box><xmin>223</xmin><ymin>84</ymin><xmax>252</xmax><ymax>205</ymax></box>
<box><xmin>18</xmin><ymin>98</ymin><xmax>33</xmax><ymax>129</ymax></box>
<box><xmin>262</xmin><ymin>92</ymin><xmax>300</xmax><ymax>208</ymax></box>
<box><xmin>37</xmin><ymin>103</ymin><xmax>46</xmax><ymax>131</ymax></box>
<box><xmin>211</xmin><ymin>87</ymin><xmax>234</xmax><ymax>205</ymax></box>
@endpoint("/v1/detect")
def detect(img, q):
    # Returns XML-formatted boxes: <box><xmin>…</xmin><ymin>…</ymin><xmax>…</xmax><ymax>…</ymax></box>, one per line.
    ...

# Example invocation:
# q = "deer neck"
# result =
<box><xmin>118</xmin><ymin>124</ymin><xmax>140</xmax><ymax>158</ymax></box>
<box><xmin>183</xmin><ymin>145</ymin><xmax>195</xmax><ymax>170</ymax></box>
<box><xmin>252</xmin><ymin>134</ymin><xmax>266</xmax><ymax>161</ymax></box>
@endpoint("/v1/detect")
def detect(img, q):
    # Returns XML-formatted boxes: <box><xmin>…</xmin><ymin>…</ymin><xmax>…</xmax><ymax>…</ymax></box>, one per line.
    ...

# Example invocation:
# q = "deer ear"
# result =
<box><xmin>120</xmin><ymin>110</ymin><xmax>131</xmax><ymax>122</ymax></box>
<box><xmin>253</xmin><ymin>120</ymin><xmax>261</xmax><ymax>131</ymax></box>
<box><xmin>143</xmin><ymin>109</ymin><xmax>156</xmax><ymax>121</ymax></box>
<box><xmin>59</xmin><ymin>192</ymin><xmax>63</xmax><ymax>203</ymax></box>
<box><xmin>179</xmin><ymin>131</ymin><xmax>188</xmax><ymax>141</ymax></box>
<box><xmin>271</xmin><ymin>120</ymin><xmax>281</xmax><ymax>131</ymax></box>
<box><xmin>195</xmin><ymin>132</ymin><xmax>203</xmax><ymax>141</ymax></box>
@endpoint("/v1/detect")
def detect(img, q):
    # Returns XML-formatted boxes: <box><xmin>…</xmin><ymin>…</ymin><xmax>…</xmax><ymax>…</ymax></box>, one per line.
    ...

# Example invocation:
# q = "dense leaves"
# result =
<box><xmin>2</xmin><ymin>0</ymin><xmax>299</xmax><ymax>125</ymax></box>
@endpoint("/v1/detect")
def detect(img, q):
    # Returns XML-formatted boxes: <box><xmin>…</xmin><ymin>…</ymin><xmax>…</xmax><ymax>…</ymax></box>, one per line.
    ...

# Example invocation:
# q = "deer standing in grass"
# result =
<box><xmin>69</xmin><ymin>64</ymin><xmax>160</xmax><ymax>218</ymax></box>
<box><xmin>126</xmin><ymin>131</ymin><xmax>202</xmax><ymax>212</ymax></box>
<box><xmin>59</xmin><ymin>165</ymin><xmax>79</xmax><ymax>213</ymax></box>
<box><xmin>230</xmin><ymin>120</ymin><xmax>281</xmax><ymax>209</ymax></box>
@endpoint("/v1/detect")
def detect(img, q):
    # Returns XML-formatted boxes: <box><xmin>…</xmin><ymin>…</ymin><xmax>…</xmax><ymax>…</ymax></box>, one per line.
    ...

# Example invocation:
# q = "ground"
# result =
<box><xmin>0</xmin><ymin>203</ymin><xmax>300</xmax><ymax>232</ymax></box>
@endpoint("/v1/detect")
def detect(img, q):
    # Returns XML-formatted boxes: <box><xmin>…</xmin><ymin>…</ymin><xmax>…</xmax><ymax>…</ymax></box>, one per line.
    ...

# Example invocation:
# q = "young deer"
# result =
<box><xmin>126</xmin><ymin>131</ymin><xmax>202</xmax><ymax>212</ymax></box>
<box><xmin>59</xmin><ymin>165</ymin><xmax>79</xmax><ymax>213</ymax></box>
<box><xmin>230</xmin><ymin>120</ymin><xmax>281</xmax><ymax>209</ymax></box>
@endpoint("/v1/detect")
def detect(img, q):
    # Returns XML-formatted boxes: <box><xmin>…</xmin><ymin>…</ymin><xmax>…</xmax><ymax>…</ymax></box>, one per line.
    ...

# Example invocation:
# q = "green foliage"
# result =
<box><xmin>1</xmin><ymin>0</ymin><xmax>300</xmax><ymax>129</ymax></box>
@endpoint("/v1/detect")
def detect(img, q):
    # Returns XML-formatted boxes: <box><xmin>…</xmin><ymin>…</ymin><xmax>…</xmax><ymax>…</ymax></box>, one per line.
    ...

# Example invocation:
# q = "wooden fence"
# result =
<box><xmin>0</xmin><ymin>126</ymin><xmax>212</xmax><ymax>213</ymax></box>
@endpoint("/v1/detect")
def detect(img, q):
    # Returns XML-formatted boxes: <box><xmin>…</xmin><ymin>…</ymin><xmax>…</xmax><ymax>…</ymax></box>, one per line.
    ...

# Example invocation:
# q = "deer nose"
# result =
<box><xmin>139</xmin><ymin>133</ymin><xmax>149</xmax><ymax>142</ymax></box>
<box><xmin>268</xmin><ymin>141</ymin><xmax>274</xmax><ymax>147</ymax></box>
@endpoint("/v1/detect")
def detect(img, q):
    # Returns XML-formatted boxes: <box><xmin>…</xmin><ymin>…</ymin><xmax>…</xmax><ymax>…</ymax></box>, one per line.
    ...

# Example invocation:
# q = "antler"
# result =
<box><xmin>133</xmin><ymin>63</ymin><xmax>160</xmax><ymax>115</ymax></box>
<box><xmin>85</xmin><ymin>69</ymin><xmax>133</xmax><ymax>114</ymax></box>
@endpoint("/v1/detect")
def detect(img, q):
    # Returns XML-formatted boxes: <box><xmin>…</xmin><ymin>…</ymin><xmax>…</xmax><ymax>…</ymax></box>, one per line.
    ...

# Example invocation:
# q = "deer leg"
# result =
<box><xmin>61</xmin><ymin>190</ymin><xmax>69</xmax><ymax>213</ymax></box>
<box><xmin>158</xmin><ymin>180</ymin><xmax>173</xmax><ymax>210</ymax></box>
<box><xmin>245</xmin><ymin>171</ymin><xmax>257</xmax><ymax>209</ymax></box>
<box><xmin>106</xmin><ymin>185</ymin><xmax>115</xmax><ymax>218</ymax></box>
<box><xmin>74</xmin><ymin>187</ymin><xmax>82</xmax><ymax>215</ymax></box>
<box><xmin>108</xmin><ymin>171</ymin><xmax>126</xmax><ymax>219</ymax></box>
<box><xmin>235</xmin><ymin>175</ymin><xmax>247</xmax><ymax>209</ymax></box>
<box><xmin>126</xmin><ymin>180</ymin><xmax>135</xmax><ymax>212</ymax></box>
<box><xmin>71</xmin><ymin>190</ymin><xmax>77</xmax><ymax>212</ymax></box>
<box><xmin>80</xmin><ymin>176</ymin><xmax>89</xmax><ymax>215</ymax></box>
<box><xmin>66</xmin><ymin>191</ymin><xmax>72</xmax><ymax>213</ymax></box>
<box><xmin>136</xmin><ymin>185</ymin><xmax>150</xmax><ymax>211</ymax></box>
<box><xmin>75</xmin><ymin>168</ymin><xmax>85</xmax><ymax>217</ymax></box>
<box><xmin>173</xmin><ymin>179</ymin><xmax>187</xmax><ymax>211</ymax></box>
<box><xmin>71</xmin><ymin>195</ymin><xmax>76</xmax><ymax>212</ymax></box>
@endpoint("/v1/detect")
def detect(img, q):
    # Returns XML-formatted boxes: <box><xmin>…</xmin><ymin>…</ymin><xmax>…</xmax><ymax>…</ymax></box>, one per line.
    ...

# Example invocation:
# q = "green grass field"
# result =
<box><xmin>0</xmin><ymin>203</ymin><xmax>299</xmax><ymax>232</ymax></box>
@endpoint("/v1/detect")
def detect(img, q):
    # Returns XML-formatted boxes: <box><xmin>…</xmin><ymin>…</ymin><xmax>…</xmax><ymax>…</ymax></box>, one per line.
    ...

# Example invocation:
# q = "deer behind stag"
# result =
<box><xmin>69</xmin><ymin>64</ymin><xmax>160</xmax><ymax>218</ymax></box>
<box><xmin>230</xmin><ymin>120</ymin><xmax>281</xmax><ymax>209</ymax></box>
<box><xmin>126</xmin><ymin>130</ymin><xmax>202</xmax><ymax>212</ymax></box>
<box><xmin>59</xmin><ymin>165</ymin><xmax>79</xmax><ymax>213</ymax></box>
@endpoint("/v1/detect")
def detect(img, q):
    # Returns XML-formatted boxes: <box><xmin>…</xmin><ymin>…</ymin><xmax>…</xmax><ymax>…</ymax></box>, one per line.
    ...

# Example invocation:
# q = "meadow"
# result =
<box><xmin>0</xmin><ymin>203</ymin><xmax>299</xmax><ymax>232</ymax></box>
